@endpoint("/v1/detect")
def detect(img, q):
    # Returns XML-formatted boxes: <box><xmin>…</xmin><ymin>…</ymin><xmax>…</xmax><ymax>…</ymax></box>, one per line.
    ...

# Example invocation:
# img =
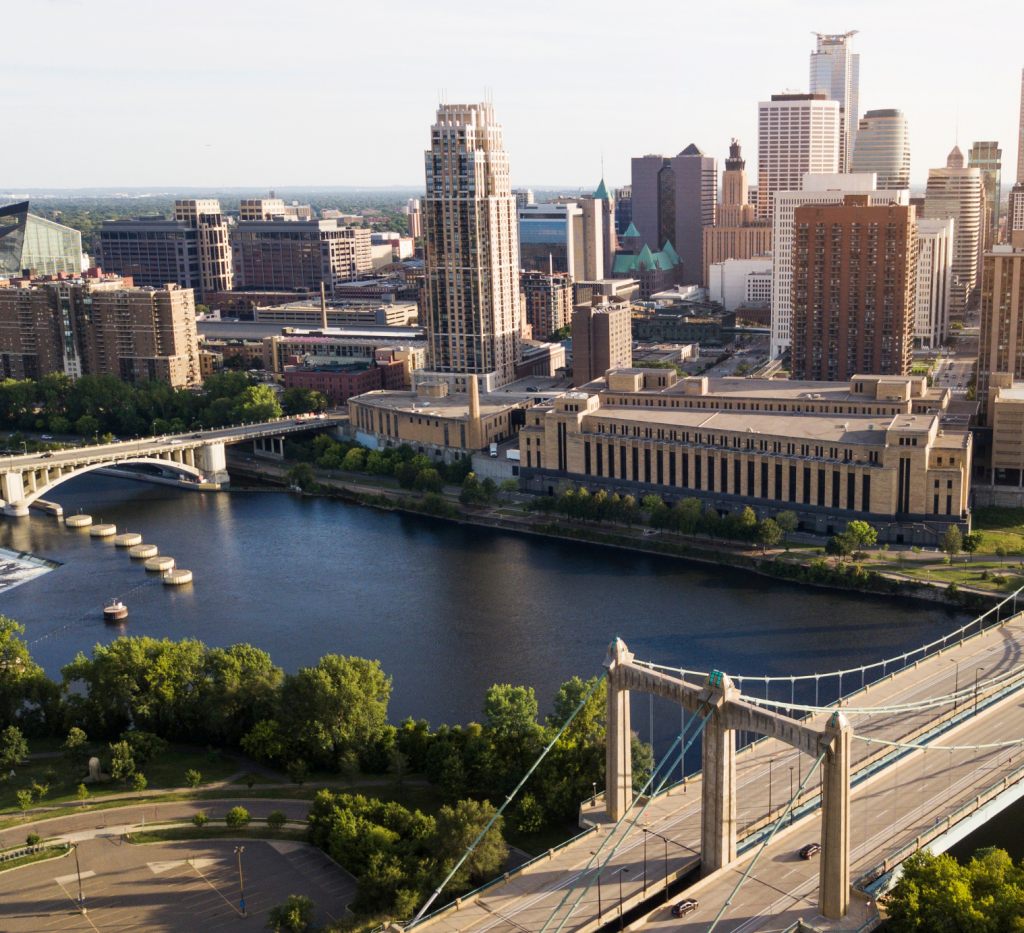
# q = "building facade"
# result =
<box><xmin>977</xmin><ymin>233</ymin><xmax>1024</xmax><ymax>424</ymax></box>
<box><xmin>708</xmin><ymin>258</ymin><xmax>773</xmax><ymax>312</ymax></box>
<box><xmin>284</xmin><ymin>358</ymin><xmax>405</xmax><ymax>405</ymax></box>
<box><xmin>757</xmin><ymin>94</ymin><xmax>841</xmax><ymax>222</ymax></box>
<box><xmin>850</xmin><ymin>109</ymin><xmax>911</xmax><ymax>190</ymax></box>
<box><xmin>521</xmin><ymin>271</ymin><xmax>572</xmax><ymax>339</ymax></box>
<box><xmin>809</xmin><ymin>31</ymin><xmax>860</xmax><ymax>173</ymax></box>
<box><xmin>0</xmin><ymin>202</ymin><xmax>82</xmax><ymax>279</ymax></box>
<box><xmin>922</xmin><ymin>147</ymin><xmax>982</xmax><ymax>319</ymax></box>
<box><xmin>791</xmin><ymin>196</ymin><xmax>916</xmax><ymax>382</ymax></box>
<box><xmin>422</xmin><ymin>102</ymin><xmax>521</xmax><ymax>387</ymax></box>
<box><xmin>571</xmin><ymin>297</ymin><xmax>632</xmax><ymax>386</ymax></box>
<box><xmin>914</xmin><ymin>217</ymin><xmax>954</xmax><ymax>348</ymax></box>
<box><xmin>968</xmin><ymin>141</ymin><xmax>1002</xmax><ymax>252</ymax></box>
<box><xmin>518</xmin><ymin>369</ymin><xmax>970</xmax><ymax>544</ymax></box>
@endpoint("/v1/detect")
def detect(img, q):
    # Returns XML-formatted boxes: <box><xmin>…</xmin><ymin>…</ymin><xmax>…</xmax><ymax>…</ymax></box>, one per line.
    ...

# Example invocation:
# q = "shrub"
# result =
<box><xmin>192</xmin><ymin>811</ymin><xmax>209</xmax><ymax>828</ymax></box>
<box><xmin>26</xmin><ymin>833</ymin><xmax>41</xmax><ymax>845</ymax></box>
<box><xmin>16</xmin><ymin>790</ymin><xmax>32</xmax><ymax>810</ymax></box>
<box><xmin>287</xmin><ymin>759</ymin><xmax>309</xmax><ymax>786</ymax></box>
<box><xmin>225</xmin><ymin>806</ymin><xmax>251</xmax><ymax>829</ymax></box>
<box><xmin>184</xmin><ymin>769</ymin><xmax>201</xmax><ymax>789</ymax></box>
<box><xmin>513</xmin><ymin>794</ymin><xmax>545</xmax><ymax>834</ymax></box>
<box><xmin>266</xmin><ymin>895</ymin><xmax>316</xmax><ymax>933</ymax></box>
<box><xmin>267</xmin><ymin>810</ymin><xmax>287</xmax><ymax>831</ymax></box>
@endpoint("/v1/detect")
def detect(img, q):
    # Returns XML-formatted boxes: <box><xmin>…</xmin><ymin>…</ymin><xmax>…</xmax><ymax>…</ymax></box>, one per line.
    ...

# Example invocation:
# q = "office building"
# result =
<box><xmin>771</xmin><ymin>173</ymin><xmax>907</xmax><ymax>358</ymax></box>
<box><xmin>253</xmin><ymin>298</ymin><xmax>418</xmax><ymax>328</ymax></box>
<box><xmin>809</xmin><ymin>31</ymin><xmax>860</xmax><ymax>172</ymax></box>
<box><xmin>630</xmin><ymin>145</ymin><xmax>717</xmax><ymax>284</ymax></box>
<box><xmin>1018</xmin><ymin>69</ymin><xmax>1024</xmax><ymax>187</ymax></box>
<box><xmin>231</xmin><ymin>221</ymin><xmax>371</xmax><ymax>295</ymax></box>
<box><xmin>791</xmin><ymin>196</ymin><xmax>915</xmax><ymax>382</ymax></box>
<box><xmin>285</xmin><ymin>356</ymin><xmax>406</xmax><ymax>406</ymax></box>
<box><xmin>914</xmin><ymin>218</ymin><xmax>954</xmax><ymax>348</ymax></box>
<box><xmin>718</xmin><ymin>140</ymin><xmax>756</xmax><ymax>227</ymax></box>
<box><xmin>922</xmin><ymin>146</ymin><xmax>982</xmax><ymax>319</ymax></box>
<box><xmin>0</xmin><ymin>272</ymin><xmax>199</xmax><ymax>386</ymax></box>
<box><xmin>518</xmin><ymin>369</ymin><xmax>969</xmax><ymax>542</ymax></box>
<box><xmin>968</xmin><ymin>141</ymin><xmax>1002</xmax><ymax>251</ymax></box>
<box><xmin>614</xmin><ymin>187</ymin><xmax>632</xmax><ymax>235</ymax></box>
<box><xmin>571</xmin><ymin>296</ymin><xmax>632</xmax><ymax>386</ymax></box>
<box><xmin>407</xmin><ymin>199</ymin><xmax>423</xmax><ymax>238</ymax></box>
<box><xmin>99</xmin><ymin>199</ymin><xmax>232</xmax><ymax>301</ymax></box>
<box><xmin>1010</xmin><ymin>183</ymin><xmax>1024</xmax><ymax>237</ymax></box>
<box><xmin>757</xmin><ymin>94</ymin><xmax>841</xmax><ymax>221</ymax></box>
<box><xmin>422</xmin><ymin>102</ymin><xmax>520</xmax><ymax>387</ymax></box>
<box><xmin>262</xmin><ymin>331</ymin><xmax>426</xmax><ymax>383</ymax></box>
<box><xmin>611</xmin><ymin>242</ymin><xmax>682</xmax><ymax>299</ymax></box>
<box><xmin>521</xmin><ymin>271</ymin><xmax>572</xmax><ymax>339</ymax></box>
<box><xmin>592</xmin><ymin>179</ymin><xmax>618</xmax><ymax>276</ymax></box>
<box><xmin>0</xmin><ymin>202</ymin><xmax>82</xmax><ymax>279</ymax></box>
<box><xmin>708</xmin><ymin>258</ymin><xmax>772</xmax><ymax>312</ymax></box>
<box><xmin>978</xmin><ymin>231</ymin><xmax>1024</xmax><ymax>424</ymax></box>
<box><xmin>519</xmin><ymin>202</ymin><xmax>583</xmax><ymax>278</ymax></box>
<box><xmin>514</xmin><ymin>189</ymin><xmax>535</xmax><ymax>208</ymax></box>
<box><xmin>850</xmin><ymin>109</ymin><xmax>910</xmax><ymax>190</ymax></box>
<box><xmin>239</xmin><ymin>197</ymin><xmax>313</xmax><ymax>222</ymax></box>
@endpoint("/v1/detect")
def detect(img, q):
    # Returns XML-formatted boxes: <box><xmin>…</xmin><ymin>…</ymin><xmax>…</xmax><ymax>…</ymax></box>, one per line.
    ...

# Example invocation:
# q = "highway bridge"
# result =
<box><xmin>0</xmin><ymin>413</ymin><xmax>346</xmax><ymax>515</ymax></box>
<box><xmin>400</xmin><ymin>592</ymin><xmax>1024</xmax><ymax>933</ymax></box>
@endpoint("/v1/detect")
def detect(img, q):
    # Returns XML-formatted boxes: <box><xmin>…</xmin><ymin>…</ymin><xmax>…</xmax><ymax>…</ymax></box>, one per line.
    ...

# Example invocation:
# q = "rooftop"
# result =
<box><xmin>352</xmin><ymin>390</ymin><xmax>525</xmax><ymax>420</ymax></box>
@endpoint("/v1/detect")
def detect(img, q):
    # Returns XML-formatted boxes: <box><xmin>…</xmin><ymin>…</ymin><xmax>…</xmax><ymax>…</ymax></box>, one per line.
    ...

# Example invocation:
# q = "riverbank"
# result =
<box><xmin>227</xmin><ymin>458</ymin><xmax>1000</xmax><ymax>614</ymax></box>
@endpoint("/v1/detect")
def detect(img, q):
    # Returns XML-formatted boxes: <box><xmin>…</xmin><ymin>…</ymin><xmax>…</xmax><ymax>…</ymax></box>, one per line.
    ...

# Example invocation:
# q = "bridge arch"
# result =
<box><xmin>14</xmin><ymin>457</ymin><xmax>205</xmax><ymax>511</ymax></box>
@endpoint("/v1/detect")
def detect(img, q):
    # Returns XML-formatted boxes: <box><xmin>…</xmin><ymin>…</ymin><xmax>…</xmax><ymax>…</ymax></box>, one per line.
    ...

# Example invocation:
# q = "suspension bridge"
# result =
<box><xmin>400</xmin><ymin>588</ymin><xmax>1024</xmax><ymax>933</ymax></box>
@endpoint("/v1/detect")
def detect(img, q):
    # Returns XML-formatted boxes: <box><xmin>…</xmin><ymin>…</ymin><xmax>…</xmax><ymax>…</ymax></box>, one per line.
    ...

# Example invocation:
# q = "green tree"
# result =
<box><xmin>774</xmin><ymin>510</ymin><xmax>799</xmax><ymax>541</ymax></box>
<box><xmin>76</xmin><ymin>783</ymin><xmax>89</xmax><ymax>807</ymax></box>
<box><xmin>266</xmin><ymin>894</ymin><xmax>317</xmax><ymax>933</ymax></box>
<box><xmin>287</xmin><ymin>759</ymin><xmax>309</xmax><ymax>786</ymax></box>
<box><xmin>133</xmin><ymin>772</ymin><xmax>148</xmax><ymax>796</ymax></box>
<box><xmin>483</xmin><ymin>684</ymin><xmax>541</xmax><ymax>779</ymax></box>
<box><xmin>962</xmin><ymin>531</ymin><xmax>983</xmax><ymax>562</ymax></box>
<box><xmin>513</xmin><ymin>794</ymin><xmax>545</xmax><ymax>834</ymax></box>
<box><xmin>75</xmin><ymin>414</ymin><xmax>100</xmax><ymax>436</ymax></box>
<box><xmin>233</xmin><ymin>385</ymin><xmax>283</xmax><ymax>423</ymax></box>
<box><xmin>184</xmin><ymin>769</ymin><xmax>202</xmax><ymax>788</ymax></box>
<box><xmin>282</xmin><ymin>387</ymin><xmax>329</xmax><ymax>415</ymax></box>
<box><xmin>499</xmin><ymin>478</ymin><xmax>519</xmax><ymax>501</ymax></box>
<box><xmin>826</xmin><ymin>533</ymin><xmax>853</xmax><ymax>561</ymax></box>
<box><xmin>63</xmin><ymin>727</ymin><xmax>90</xmax><ymax>772</ymax></box>
<box><xmin>241</xmin><ymin>720</ymin><xmax>287</xmax><ymax>766</ymax></box>
<box><xmin>845</xmin><ymin>520</ymin><xmax>878</xmax><ymax>549</ymax></box>
<box><xmin>192</xmin><ymin>811</ymin><xmax>209</xmax><ymax>828</ymax></box>
<box><xmin>756</xmin><ymin>518</ymin><xmax>782</xmax><ymax>554</ymax></box>
<box><xmin>119</xmin><ymin>730</ymin><xmax>168</xmax><ymax>766</ymax></box>
<box><xmin>340</xmin><ymin>447</ymin><xmax>367</xmax><ymax>472</ymax></box>
<box><xmin>433</xmin><ymin>799</ymin><xmax>507</xmax><ymax>888</ymax></box>
<box><xmin>225</xmin><ymin>805</ymin><xmax>251</xmax><ymax>829</ymax></box>
<box><xmin>287</xmin><ymin>462</ymin><xmax>316</xmax><ymax>491</ymax></box>
<box><xmin>16</xmin><ymin>790</ymin><xmax>32</xmax><ymax>810</ymax></box>
<box><xmin>641</xmin><ymin>494</ymin><xmax>663</xmax><ymax>513</ymax></box>
<box><xmin>0</xmin><ymin>725</ymin><xmax>29</xmax><ymax>772</ymax></box>
<box><xmin>267</xmin><ymin>810</ymin><xmax>287</xmax><ymax>831</ymax></box>
<box><xmin>0</xmin><ymin>617</ymin><xmax>60</xmax><ymax>736</ymax></box>
<box><xmin>996</xmin><ymin>544</ymin><xmax>1008</xmax><ymax>565</ymax></box>
<box><xmin>108</xmin><ymin>740</ymin><xmax>136</xmax><ymax>789</ymax></box>
<box><xmin>26</xmin><ymin>832</ymin><xmax>41</xmax><ymax>846</ymax></box>
<box><xmin>631</xmin><ymin>733</ymin><xmax>654</xmax><ymax>792</ymax></box>
<box><xmin>941</xmin><ymin>526</ymin><xmax>963</xmax><ymax>564</ymax></box>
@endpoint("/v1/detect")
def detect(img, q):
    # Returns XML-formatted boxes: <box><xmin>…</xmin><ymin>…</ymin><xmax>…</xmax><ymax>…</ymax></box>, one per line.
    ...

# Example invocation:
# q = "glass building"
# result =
<box><xmin>851</xmin><ymin>109</ymin><xmax>911</xmax><ymax>190</ymax></box>
<box><xmin>0</xmin><ymin>202</ymin><xmax>82</xmax><ymax>278</ymax></box>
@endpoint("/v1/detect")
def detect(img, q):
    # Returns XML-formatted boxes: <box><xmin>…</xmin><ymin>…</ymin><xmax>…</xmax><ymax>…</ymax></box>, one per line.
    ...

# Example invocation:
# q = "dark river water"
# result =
<box><xmin>0</xmin><ymin>472</ymin><xmax>973</xmax><ymax>755</ymax></box>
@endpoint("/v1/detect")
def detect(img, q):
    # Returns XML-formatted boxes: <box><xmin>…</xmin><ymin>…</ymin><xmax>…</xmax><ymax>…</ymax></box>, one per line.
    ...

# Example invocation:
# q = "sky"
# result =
<box><xmin>6</xmin><ymin>0</ymin><xmax>1024</xmax><ymax>192</ymax></box>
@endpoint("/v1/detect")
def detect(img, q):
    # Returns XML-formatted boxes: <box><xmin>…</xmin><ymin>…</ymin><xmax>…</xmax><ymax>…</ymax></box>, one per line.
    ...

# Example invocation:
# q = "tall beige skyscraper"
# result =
<box><xmin>810</xmin><ymin>31</ymin><xmax>860</xmax><ymax>172</ymax></box>
<box><xmin>422</xmin><ymin>102</ymin><xmax>520</xmax><ymax>388</ymax></box>
<box><xmin>923</xmin><ymin>146</ymin><xmax>982</xmax><ymax>319</ymax></box>
<box><xmin>968</xmin><ymin>141</ymin><xmax>1002</xmax><ymax>251</ymax></box>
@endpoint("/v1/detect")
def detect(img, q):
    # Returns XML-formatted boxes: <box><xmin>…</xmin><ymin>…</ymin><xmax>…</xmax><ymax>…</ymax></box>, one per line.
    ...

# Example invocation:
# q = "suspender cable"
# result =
<box><xmin>407</xmin><ymin>670</ymin><xmax>607</xmax><ymax>928</ymax></box>
<box><xmin>704</xmin><ymin>749</ymin><xmax>827</xmax><ymax>933</ymax></box>
<box><xmin>542</xmin><ymin>709</ymin><xmax>713</xmax><ymax>933</ymax></box>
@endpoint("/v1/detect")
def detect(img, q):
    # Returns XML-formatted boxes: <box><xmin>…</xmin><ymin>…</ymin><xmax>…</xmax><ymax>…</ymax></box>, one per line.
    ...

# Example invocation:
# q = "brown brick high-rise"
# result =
<box><xmin>792</xmin><ymin>195</ymin><xmax>915</xmax><ymax>382</ymax></box>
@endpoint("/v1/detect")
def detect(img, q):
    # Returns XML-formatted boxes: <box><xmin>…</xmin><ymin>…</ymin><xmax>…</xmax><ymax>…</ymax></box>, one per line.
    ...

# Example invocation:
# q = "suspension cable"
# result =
<box><xmin>541</xmin><ymin>710</ymin><xmax>712</xmax><ymax>933</ymax></box>
<box><xmin>854</xmin><ymin>734</ymin><xmax>1024</xmax><ymax>752</ymax></box>
<box><xmin>407</xmin><ymin>670</ymin><xmax>607</xmax><ymax>928</ymax></box>
<box><xmin>705</xmin><ymin>749</ymin><xmax>828</xmax><ymax>933</ymax></box>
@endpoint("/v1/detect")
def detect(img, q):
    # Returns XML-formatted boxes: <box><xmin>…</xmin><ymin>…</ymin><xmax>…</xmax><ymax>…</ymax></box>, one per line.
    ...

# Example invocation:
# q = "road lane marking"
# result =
<box><xmin>54</xmin><ymin>871</ymin><xmax>95</xmax><ymax>886</ymax></box>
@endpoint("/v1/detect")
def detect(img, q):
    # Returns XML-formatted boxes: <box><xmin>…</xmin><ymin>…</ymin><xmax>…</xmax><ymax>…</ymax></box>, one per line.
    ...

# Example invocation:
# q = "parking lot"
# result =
<box><xmin>0</xmin><ymin>836</ymin><xmax>355</xmax><ymax>931</ymax></box>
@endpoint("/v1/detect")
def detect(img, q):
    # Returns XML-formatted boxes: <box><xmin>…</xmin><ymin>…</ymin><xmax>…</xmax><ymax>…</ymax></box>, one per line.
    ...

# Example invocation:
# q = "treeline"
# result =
<box><xmin>0</xmin><ymin>372</ymin><xmax>283</xmax><ymax>439</ymax></box>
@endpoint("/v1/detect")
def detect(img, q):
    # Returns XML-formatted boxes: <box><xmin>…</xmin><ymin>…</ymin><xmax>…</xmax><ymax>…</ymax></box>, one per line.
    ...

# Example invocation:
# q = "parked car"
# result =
<box><xmin>799</xmin><ymin>843</ymin><xmax>821</xmax><ymax>860</ymax></box>
<box><xmin>672</xmin><ymin>899</ymin><xmax>699</xmax><ymax>917</ymax></box>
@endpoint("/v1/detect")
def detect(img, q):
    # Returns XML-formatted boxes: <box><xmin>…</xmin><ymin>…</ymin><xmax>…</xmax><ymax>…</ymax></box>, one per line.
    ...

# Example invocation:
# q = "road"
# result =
<box><xmin>407</xmin><ymin>611</ymin><xmax>1024</xmax><ymax>933</ymax></box>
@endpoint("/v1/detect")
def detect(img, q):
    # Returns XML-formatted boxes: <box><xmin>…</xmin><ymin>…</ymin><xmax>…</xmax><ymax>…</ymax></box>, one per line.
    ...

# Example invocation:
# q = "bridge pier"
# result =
<box><xmin>701</xmin><ymin>676</ymin><xmax>738</xmax><ymax>873</ymax></box>
<box><xmin>820</xmin><ymin>711</ymin><xmax>852</xmax><ymax>920</ymax></box>
<box><xmin>196</xmin><ymin>441</ymin><xmax>229</xmax><ymax>486</ymax></box>
<box><xmin>1</xmin><ymin>473</ymin><xmax>27</xmax><ymax>516</ymax></box>
<box><xmin>605</xmin><ymin>638</ymin><xmax>634</xmax><ymax>821</ymax></box>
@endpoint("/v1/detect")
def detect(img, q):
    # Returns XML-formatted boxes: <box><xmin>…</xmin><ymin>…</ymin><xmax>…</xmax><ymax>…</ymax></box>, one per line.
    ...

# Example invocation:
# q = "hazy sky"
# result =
<box><xmin>7</xmin><ymin>0</ymin><xmax>1023</xmax><ymax>191</ymax></box>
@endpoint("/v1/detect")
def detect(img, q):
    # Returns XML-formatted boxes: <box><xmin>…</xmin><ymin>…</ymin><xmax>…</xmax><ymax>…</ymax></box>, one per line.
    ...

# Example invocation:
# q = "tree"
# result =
<box><xmin>996</xmin><ymin>544</ymin><xmax>1007</xmax><ymax>565</ymax></box>
<box><xmin>63</xmin><ymin>727</ymin><xmax>90</xmax><ymax>772</ymax></box>
<box><xmin>0</xmin><ymin>725</ymin><xmax>28</xmax><ymax>772</ymax></box>
<box><xmin>109</xmin><ymin>741</ymin><xmax>135</xmax><ymax>789</ymax></box>
<box><xmin>76</xmin><ymin>783</ymin><xmax>89</xmax><ymax>807</ymax></box>
<box><xmin>233</xmin><ymin>385</ymin><xmax>282</xmax><ymax>423</ymax></box>
<box><xmin>287</xmin><ymin>759</ymin><xmax>309</xmax><ymax>786</ymax></box>
<box><xmin>641</xmin><ymin>494</ymin><xmax>663</xmax><ymax>513</ymax></box>
<box><xmin>241</xmin><ymin>720</ymin><xmax>287</xmax><ymax>766</ymax></box>
<box><xmin>514</xmin><ymin>794</ymin><xmax>545</xmax><ymax>834</ymax></box>
<box><xmin>387</xmin><ymin>748</ymin><xmax>409</xmax><ymax>791</ymax></box>
<box><xmin>184</xmin><ymin>769</ymin><xmax>202</xmax><ymax>789</ymax></box>
<box><xmin>266</xmin><ymin>894</ymin><xmax>317</xmax><ymax>933</ymax></box>
<box><xmin>192</xmin><ymin>811</ymin><xmax>209</xmax><ymax>828</ymax></box>
<box><xmin>225</xmin><ymin>806</ymin><xmax>251</xmax><ymax>829</ymax></box>
<box><xmin>775</xmin><ymin>511</ymin><xmax>799</xmax><ymax>541</ymax></box>
<box><xmin>26</xmin><ymin>832</ymin><xmax>41</xmax><ymax>846</ymax></box>
<box><xmin>962</xmin><ymin>531</ymin><xmax>983</xmax><ymax>562</ymax></box>
<box><xmin>0</xmin><ymin>617</ymin><xmax>59</xmax><ymax>736</ymax></box>
<box><xmin>287</xmin><ymin>462</ymin><xmax>316</xmax><ymax>492</ymax></box>
<box><xmin>499</xmin><ymin>479</ymin><xmax>519</xmax><ymax>501</ymax></box>
<box><xmin>119</xmin><ymin>730</ymin><xmax>168</xmax><ymax>766</ymax></box>
<box><xmin>75</xmin><ymin>414</ymin><xmax>100</xmax><ymax>436</ymax></box>
<box><xmin>631</xmin><ymin>733</ymin><xmax>654</xmax><ymax>792</ymax></box>
<box><xmin>483</xmin><ymin>684</ymin><xmax>541</xmax><ymax>779</ymax></box>
<box><xmin>941</xmin><ymin>526</ymin><xmax>963</xmax><ymax>564</ymax></box>
<box><xmin>282</xmin><ymin>387</ymin><xmax>329</xmax><ymax>415</ymax></box>
<box><xmin>459</xmin><ymin>472</ymin><xmax>483</xmax><ymax>506</ymax></box>
<box><xmin>414</xmin><ymin>469</ymin><xmax>445</xmax><ymax>495</ymax></box>
<box><xmin>756</xmin><ymin>518</ymin><xmax>782</xmax><ymax>554</ymax></box>
<box><xmin>826</xmin><ymin>533</ymin><xmax>853</xmax><ymax>561</ymax></box>
<box><xmin>16</xmin><ymin>790</ymin><xmax>32</xmax><ymax>810</ymax></box>
<box><xmin>133</xmin><ymin>773</ymin><xmax>148</xmax><ymax>796</ymax></box>
<box><xmin>845</xmin><ymin>520</ymin><xmax>878</xmax><ymax>549</ymax></box>
<box><xmin>433</xmin><ymin>799</ymin><xmax>507</xmax><ymax>887</ymax></box>
<box><xmin>619</xmin><ymin>494</ymin><xmax>639</xmax><ymax>527</ymax></box>
<box><xmin>267</xmin><ymin>810</ymin><xmax>287</xmax><ymax>831</ymax></box>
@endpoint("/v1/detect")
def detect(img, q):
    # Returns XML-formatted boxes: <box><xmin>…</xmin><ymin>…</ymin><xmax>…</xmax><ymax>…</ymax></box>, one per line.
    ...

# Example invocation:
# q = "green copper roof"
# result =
<box><xmin>622</xmin><ymin>222</ymin><xmax>640</xmax><ymax>238</ymax></box>
<box><xmin>593</xmin><ymin>178</ymin><xmax>611</xmax><ymax>200</ymax></box>
<box><xmin>612</xmin><ymin>241</ymin><xmax>680</xmax><ymax>274</ymax></box>
<box><xmin>661</xmin><ymin>240</ymin><xmax>679</xmax><ymax>264</ymax></box>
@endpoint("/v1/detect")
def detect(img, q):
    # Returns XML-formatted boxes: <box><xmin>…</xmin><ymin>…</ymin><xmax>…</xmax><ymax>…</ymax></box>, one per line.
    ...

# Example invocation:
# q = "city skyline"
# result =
<box><xmin>5</xmin><ymin>0</ymin><xmax>1023</xmax><ymax>190</ymax></box>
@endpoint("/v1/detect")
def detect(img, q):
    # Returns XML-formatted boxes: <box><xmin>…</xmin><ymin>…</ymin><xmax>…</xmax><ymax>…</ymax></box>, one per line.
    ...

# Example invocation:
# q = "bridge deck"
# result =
<box><xmin>409</xmin><ymin>612</ymin><xmax>1024</xmax><ymax>933</ymax></box>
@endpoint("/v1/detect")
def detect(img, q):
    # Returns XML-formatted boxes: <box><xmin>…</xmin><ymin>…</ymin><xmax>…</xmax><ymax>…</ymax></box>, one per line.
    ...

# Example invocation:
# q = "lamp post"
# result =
<box><xmin>642</xmin><ymin>828</ymin><xmax>696</xmax><ymax>903</ymax></box>
<box><xmin>592</xmin><ymin>782</ymin><xmax>597</xmax><ymax>807</ymax></box>
<box><xmin>768</xmin><ymin>758</ymin><xmax>775</xmax><ymax>817</ymax></box>
<box><xmin>613</xmin><ymin>866</ymin><xmax>630</xmax><ymax>931</ymax></box>
<box><xmin>975</xmin><ymin>667</ymin><xmax>985</xmax><ymax>717</ymax></box>
<box><xmin>590</xmin><ymin>852</ymin><xmax>603</xmax><ymax>918</ymax></box>
<box><xmin>72</xmin><ymin>842</ymin><xmax>85</xmax><ymax>913</ymax></box>
<box><xmin>789</xmin><ymin>767</ymin><xmax>794</xmax><ymax>825</ymax></box>
<box><xmin>951</xmin><ymin>659</ymin><xmax>960</xmax><ymax>712</ymax></box>
<box><xmin>234</xmin><ymin>845</ymin><xmax>247</xmax><ymax>917</ymax></box>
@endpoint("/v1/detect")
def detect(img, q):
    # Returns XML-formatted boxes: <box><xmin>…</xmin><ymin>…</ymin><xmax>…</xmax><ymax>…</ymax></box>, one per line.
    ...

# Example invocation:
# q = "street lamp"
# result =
<box><xmin>950</xmin><ymin>659</ymin><xmax>960</xmax><ymax>712</ymax></box>
<box><xmin>975</xmin><ymin>667</ymin><xmax>985</xmax><ymax>717</ymax></box>
<box><xmin>234</xmin><ymin>845</ymin><xmax>247</xmax><ymax>917</ymax></box>
<box><xmin>613</xmin><ymin>866</ymin><xmax>630</xmax><ymax>931</ymax></box>
<box><xmin>642</xmin><ymin>827</ymin><xmax>696</xmax><ymax>903</ymax></box>
<box><xmin>72</xmin><ymin>841</ymin><xmax>85</xmax><ymax>913</ymax></box>
<box><xmin>590</xmin><ymin>852</ymin><xmax>603</xmax><ymax>918</ymax></box>
<box><xmin>768</xmin><ymin>758</ymin><xmax>775</xmax><ymax>817</ymax></box>
<box><xmin>789</xmin><ymin>767</ymin><xmax>794</xmax><ymax>825</ymax></box>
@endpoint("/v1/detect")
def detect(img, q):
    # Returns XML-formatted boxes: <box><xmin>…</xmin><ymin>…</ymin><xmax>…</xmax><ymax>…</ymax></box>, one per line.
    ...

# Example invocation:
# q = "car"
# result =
<box><xmin>671</xmin><ymin>899</ymin><xmax>699</xmax><ymax>917</ymax></box>
<box><xmin>41</xmin><ymin>434</ymin><xmax>53</xmax><ymax>440</ymax></box>
<box><xmin>526</xmin><ymin>386</ymin><xmax>539</xmax><ymax>392</ymax></box>
<box><xmin>799</xmin><ymin>843</ymin><xmax>821</xmax><ymax>860</ymax></box>
<box><xmin>192</xmin><ymin>433</ymin><xmax>202</xmax><ymax>438</ymax></box>
<box><xmin>41</xmin><ymin>452</ymin><xmax>53</xmax><ymax>458</ymax></box>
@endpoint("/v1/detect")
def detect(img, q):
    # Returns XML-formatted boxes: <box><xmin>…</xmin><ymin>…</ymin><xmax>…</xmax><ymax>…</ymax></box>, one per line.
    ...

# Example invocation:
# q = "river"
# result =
<box><xmin>0</xmin><ymin>472</ymin><xmax>973</xmax><ymax>751</ymax></box>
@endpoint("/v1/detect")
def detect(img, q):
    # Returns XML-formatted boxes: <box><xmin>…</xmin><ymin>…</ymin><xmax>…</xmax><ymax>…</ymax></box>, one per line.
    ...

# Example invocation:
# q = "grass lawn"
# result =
<box><xmin>0</xmin><ymin>846</ymin><xmax>68</xmax><ymax>874</ymax></box>
<box><xmin>973</xmin><ymin>506</ymin><xmax>1024</xmax><ymax>534</ymax></box>
<box><xmin>896</xmin><ymin>566</ymin><xmax>1021</xmax><ymax>592</ymax></box>
<box><xmin>128</xmin><ymin>825</ymin><xmax>307</xmax><ymax>845</ymax></box>
<box><xmin>504</xmin><ymin>821</ymin><xmax>583</xmax><ymax>858</ymax></box>
<box><xmin>229</xmin><ymin>772</ymin><xmax>282</xmax><ymax>786</ymax></box>
<box><xmin>0</xmin><ymin>749</ymin><xmax>238</xmax><ymax>816</ymax></box>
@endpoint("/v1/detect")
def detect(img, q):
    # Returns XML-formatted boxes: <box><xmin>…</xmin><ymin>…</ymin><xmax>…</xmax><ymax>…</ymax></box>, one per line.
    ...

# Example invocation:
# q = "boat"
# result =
<box><xmin>103</xmin><ymin>599</ymin><xmax>128</xmax><ymax>622</ymax></box>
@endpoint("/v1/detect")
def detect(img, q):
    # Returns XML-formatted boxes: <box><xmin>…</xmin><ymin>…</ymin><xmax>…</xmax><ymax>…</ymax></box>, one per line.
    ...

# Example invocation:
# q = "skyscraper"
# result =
<box><xmin>791</xmin><ymin>195</ymin><xmax>915</xmax><ymax>382</ymax></box>
<box><xmin>629</xmin><ymin>145</ymin><xmax>716</xmax><ymax>284</ymax></box>
<box><xmin>851</xmin><ymin>109</ymin><xmax>911</xmax><ymax>190</ymax></box>
<box><xmin>914</xmin><ymin>218</ymin><xmax>954</xmax><ymax>349</ymax></box>
<box><xmin>0</xmin><ymin>201</ymin><xmax>82</xmax><ymax>279</ymax></box>
<box><xmin>923</xmin><ymin>147</ymin><xmax>982</xmax><ymax>319</ymax></box>
<box><xmin>757</xmin><ymin>94</ymin><xmax>841</xmax><ymax>221</ymax></box>
<box><xmin>810</xmin><ymin>31</ymin><xmax>860</xmax><ymax>172</ymax></box>
<box><xmin>718</xmin><ymin>139</ymin><xmax>756</xmax><ymax>227</ymax></box>
<box><xmin>422</xmin><ymin>102</ymin><xmax>520</xmax><ymax>388</ymax></box>
<box><xmin>977</xmin><ymin>229</ymin><xmax>1024</xmax><ymax>425</ymax></box>
<box><xmin>968</xmin><ymin>141</ymin><xmax>1002</xmax><ymax>251</ymax></box>
<box><xmin>1018</xmin><ymin>69</ymin><xmax>1024</xmax><ymax>185</ymax></box>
